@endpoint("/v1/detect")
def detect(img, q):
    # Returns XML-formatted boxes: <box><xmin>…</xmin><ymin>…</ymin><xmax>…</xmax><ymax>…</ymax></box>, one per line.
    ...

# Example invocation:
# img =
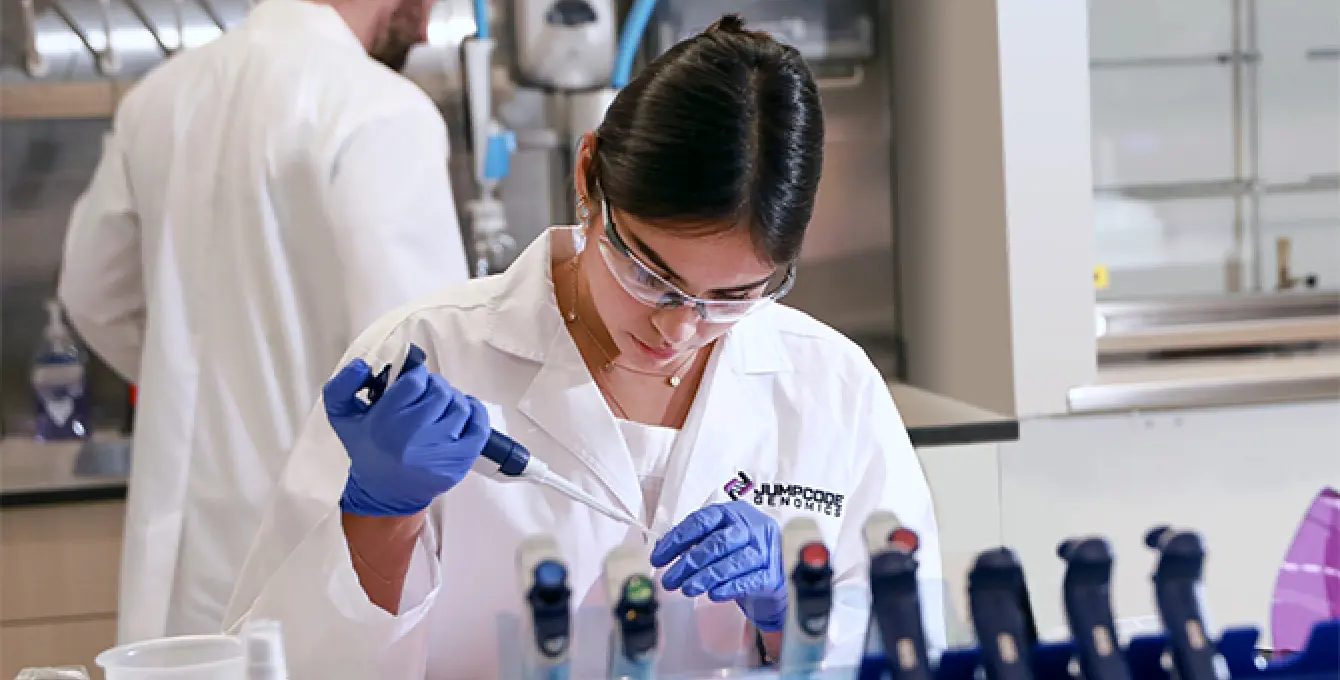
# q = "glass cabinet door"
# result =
<box><xmin>1088</xmin><ymin>0</ymin><xmax>1245</xmax><ymax>299</ymax></box>
<box><xmin>1087</xmin><ymin>0</ymin><xmax>1340</xmax><ymax>300</ymax></box>
<box><xmin>1257</xmin><ymin>0</ymin><xmax>1340</xmax><ymax>291</ymax></box>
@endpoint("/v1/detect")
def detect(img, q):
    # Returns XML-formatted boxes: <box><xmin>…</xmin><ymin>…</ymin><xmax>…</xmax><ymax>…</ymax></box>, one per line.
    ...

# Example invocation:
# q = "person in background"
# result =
<box><xmin>56</xmin><ymin>0</ymin><xmax>470</xmax><ymax>645</ymax></box>
<box><xmin>223</xmin><ymin>14</ymin><xmax>946</xmax><ymax>678</ymax></box>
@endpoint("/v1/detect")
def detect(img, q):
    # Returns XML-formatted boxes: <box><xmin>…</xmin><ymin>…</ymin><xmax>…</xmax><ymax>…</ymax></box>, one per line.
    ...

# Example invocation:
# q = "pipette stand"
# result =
<box><xmin>853</xmin><ymin>618</ymin><xmax>1339</xmax><ymax>680</ymax></box>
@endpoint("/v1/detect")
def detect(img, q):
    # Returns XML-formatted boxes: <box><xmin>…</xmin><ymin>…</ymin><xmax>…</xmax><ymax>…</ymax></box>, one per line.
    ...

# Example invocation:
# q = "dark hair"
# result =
<box><xmin>588</xmin><ymin>13</ymin><xmax>825</xmax><ymax>265</ymax></box>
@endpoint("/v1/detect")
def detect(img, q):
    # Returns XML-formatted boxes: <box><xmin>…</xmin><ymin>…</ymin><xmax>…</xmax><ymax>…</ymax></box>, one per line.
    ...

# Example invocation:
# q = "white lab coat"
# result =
<box><xmin>57</xmin><ymin>0</ymin><xmax>469</xmax><ymax>645</ymax></box>
<box><xmin>224</xmin><ymin>227</ymin><xmax>946</xmax><ymax>679</ymax></box>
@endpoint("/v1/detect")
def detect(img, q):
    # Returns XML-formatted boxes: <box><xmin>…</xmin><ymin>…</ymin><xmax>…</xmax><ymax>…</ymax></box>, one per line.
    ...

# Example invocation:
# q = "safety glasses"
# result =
<box><xmin>594</xmin><ymin>196</ymin><xmax>796</xmax><ymax>324</ymax></box>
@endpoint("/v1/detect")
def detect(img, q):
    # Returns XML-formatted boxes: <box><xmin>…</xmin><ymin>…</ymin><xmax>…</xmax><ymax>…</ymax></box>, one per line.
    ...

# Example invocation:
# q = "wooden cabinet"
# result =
<box><xmin>1</xmin><ymin>619</ymin><xmax>118</xmax><ymax>679</ymax></box>
<box><xmin>0</xmin><ymin>501</ymin><xmax>124</xmax><ymax>679</ymax></box>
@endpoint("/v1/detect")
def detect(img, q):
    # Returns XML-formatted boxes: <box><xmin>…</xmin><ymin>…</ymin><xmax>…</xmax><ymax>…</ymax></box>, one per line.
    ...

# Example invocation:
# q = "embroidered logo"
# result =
<box><xmin>723</xmin><ymin>471</ymin><xmax>755</xmax><ymax>501</ymax></box>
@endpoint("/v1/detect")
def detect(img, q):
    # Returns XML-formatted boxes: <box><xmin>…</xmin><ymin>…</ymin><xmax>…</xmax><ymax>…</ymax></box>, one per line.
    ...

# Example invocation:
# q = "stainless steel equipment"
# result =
<box><xmin>646</xmin><ymin>0</ymin><xmax>900</xmax><ymax>372</ymax></box>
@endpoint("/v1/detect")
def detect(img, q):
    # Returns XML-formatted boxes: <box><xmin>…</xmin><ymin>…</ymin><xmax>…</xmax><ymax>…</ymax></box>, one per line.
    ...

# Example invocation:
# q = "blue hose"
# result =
<box><xmin>473</xmin><ymin>0</ymin><xmax>489</xmax><ymax>39</ymax></box>
<box><xmin>611</xmin><ymin>0</ymin><xmax>658</xmax><ymax>88</ymax></box>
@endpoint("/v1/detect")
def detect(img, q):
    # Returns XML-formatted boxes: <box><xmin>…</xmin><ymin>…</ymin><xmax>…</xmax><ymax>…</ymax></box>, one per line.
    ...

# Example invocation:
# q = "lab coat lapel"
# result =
<box><xmin>514</xmin><ymin>330</ymin><xmax>644</xmax><ymax>522</ymax></box>
<box><xmin>485</xmin><ymin>228</ymin><xmax>644</xmax><ymax>522</ymax></box>
<box><xmin>659</xmin><ymin>314</ymin><xmax>791</xmax><ymax>529</ymax></box>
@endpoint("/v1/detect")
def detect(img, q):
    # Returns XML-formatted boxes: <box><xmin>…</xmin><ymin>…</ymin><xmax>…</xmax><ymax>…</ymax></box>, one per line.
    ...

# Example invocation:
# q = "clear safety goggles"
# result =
<box><xmin>594</xmin><ymin>197</ymin><xmax>796</xmax><ymax>324</ymax></box>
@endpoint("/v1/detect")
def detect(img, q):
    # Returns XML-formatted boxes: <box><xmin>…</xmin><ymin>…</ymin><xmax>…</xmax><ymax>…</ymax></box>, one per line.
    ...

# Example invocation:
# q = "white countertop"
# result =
<box><xmin>0</xmin><ymin>435</ymin><xmax>130</xmax><ymax>498</ymax></box>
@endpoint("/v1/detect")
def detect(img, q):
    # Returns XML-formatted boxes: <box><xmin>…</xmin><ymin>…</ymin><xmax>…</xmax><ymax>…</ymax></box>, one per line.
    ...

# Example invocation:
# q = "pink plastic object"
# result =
<box><xmin>1271</xmin><ymin>487</ymin><xmax>1340</xmax><ymax>653</ymax></box>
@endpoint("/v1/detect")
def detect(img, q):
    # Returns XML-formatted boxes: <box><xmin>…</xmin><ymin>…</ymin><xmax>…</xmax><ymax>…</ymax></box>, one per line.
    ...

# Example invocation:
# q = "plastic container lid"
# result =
<box><xmin>96</xmin><ymin>635</ymin><xmax>245</xmax><ymax>680</ymax></box>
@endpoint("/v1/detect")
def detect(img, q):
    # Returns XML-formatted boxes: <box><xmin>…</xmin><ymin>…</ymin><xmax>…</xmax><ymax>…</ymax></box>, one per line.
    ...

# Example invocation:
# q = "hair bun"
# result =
<box><xmin>706</xmin><ymin>13</ymin><xmax>746</xmax><ymax>33</ymax></box>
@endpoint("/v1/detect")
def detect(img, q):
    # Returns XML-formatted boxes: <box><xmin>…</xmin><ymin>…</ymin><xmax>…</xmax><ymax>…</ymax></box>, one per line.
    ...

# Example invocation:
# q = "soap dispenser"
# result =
<box><xmin>31</xmin><ymin>299</ymin><xmax>91</xmax><ymax>442</ymax></box>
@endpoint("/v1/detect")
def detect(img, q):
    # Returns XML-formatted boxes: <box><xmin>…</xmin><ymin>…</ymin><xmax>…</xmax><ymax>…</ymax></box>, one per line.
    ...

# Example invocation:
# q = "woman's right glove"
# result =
<box><xmin>323</xmin><ymin>357</ymin><xmax>491</xmax><ymax>517</ymax></box>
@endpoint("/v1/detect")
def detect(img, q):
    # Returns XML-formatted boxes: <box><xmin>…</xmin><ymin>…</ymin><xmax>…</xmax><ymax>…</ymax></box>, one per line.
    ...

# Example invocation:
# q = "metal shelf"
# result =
<box><xmin>1090</xmin><ymin>51</ymin><xmax>1259</xmax><ymax>69</ymax></box>
<box><xmin>1305</xmin><ymin>46</ymin><xmax>1340</xmax><ymax>61</ymax></box>
<box><xmin>1094</xmin><ymin>174</ymin><xmax>1340</xmax><ymax>202</ymax></box>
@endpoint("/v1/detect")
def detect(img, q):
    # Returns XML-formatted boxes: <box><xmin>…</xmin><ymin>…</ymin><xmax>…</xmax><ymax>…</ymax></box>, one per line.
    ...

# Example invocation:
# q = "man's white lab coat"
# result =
<box><xmin>57</xmin><ymin>0</ymin><xmax>470</xmax><ymax>644</ymax></box>
<box><xmin>223</xmin><ymin>227</ymin><xmax>945</xmax><ymax>679</ymax></box>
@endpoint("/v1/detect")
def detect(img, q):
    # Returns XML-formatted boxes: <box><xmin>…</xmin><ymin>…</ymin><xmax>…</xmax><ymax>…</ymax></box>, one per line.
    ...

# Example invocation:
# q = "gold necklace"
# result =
<box><xmin>562</xmin><ymin>257</ymin><xmax>698</xmax><ymax>388</ymax></box>
<box><xmin>576</xmin><ymin>328</ymin><xmax>631</xmax><ymax>420</ymax></box>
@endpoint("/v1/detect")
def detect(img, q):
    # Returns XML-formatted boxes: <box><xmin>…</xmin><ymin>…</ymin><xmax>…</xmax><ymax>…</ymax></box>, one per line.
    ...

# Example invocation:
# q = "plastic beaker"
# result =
<box><xmin>96</xmin><ymin>635</ymin><xmax>245</xmax><ymax>680</ymax></box>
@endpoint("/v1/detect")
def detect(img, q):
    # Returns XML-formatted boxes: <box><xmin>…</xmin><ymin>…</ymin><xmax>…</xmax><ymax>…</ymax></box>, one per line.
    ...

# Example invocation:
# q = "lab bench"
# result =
<box><xmin>0</xmin><ymin>385</ymin><xmax>1015</xmax><ymax>676</ymax></box>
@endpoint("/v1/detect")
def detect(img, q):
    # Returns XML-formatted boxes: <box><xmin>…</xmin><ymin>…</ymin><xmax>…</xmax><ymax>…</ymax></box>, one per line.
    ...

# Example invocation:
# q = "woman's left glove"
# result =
<box><xmin>651</xmin><ymin>502</ymin><xmax>788</xmax><ymax>632</ymax></box>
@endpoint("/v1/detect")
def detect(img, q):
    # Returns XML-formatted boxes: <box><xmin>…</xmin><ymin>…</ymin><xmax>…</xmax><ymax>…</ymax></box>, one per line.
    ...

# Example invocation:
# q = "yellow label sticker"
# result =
<box><xmin>1094</xmin><ymin>266</ymin><xmax>1110</xmax><ymax>290</ymax></box>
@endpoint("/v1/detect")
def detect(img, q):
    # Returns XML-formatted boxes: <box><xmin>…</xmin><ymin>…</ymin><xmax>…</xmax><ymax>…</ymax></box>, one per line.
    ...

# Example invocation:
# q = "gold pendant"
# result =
<box><xmin>668</xmin><ymin>375</ymin><xmax>681</xmax><ymax>388</ymax></box>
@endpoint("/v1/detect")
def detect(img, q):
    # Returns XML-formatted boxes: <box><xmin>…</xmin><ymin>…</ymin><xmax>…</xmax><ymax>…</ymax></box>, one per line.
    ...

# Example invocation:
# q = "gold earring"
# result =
<box><xmin>577</xmin><ymin>202</ymin><xmax>591</xmax><ymax>224</ymax></box>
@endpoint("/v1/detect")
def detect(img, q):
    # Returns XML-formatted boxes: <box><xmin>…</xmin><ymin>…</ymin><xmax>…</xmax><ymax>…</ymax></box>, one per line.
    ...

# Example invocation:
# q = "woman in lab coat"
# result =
<box><xmin>224</xmin><ymin>15</ymin><xmax>946</xmax><ymax>678</ymax></box>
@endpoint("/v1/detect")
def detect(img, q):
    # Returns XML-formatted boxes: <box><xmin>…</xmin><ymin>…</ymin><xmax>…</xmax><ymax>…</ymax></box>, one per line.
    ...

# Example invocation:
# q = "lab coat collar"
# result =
<box><xmin>245</xmin><ymin>0</ymin><xmax>367</xmax><ymax>54</ymax></box>
<box><xmin>485</xmin><ymin>228</ymin><xmax>792</xmax><ymax>525</ymax></box>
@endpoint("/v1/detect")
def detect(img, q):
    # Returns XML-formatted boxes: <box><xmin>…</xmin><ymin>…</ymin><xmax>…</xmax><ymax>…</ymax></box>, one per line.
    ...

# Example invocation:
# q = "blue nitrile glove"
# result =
<box><xmin>650</xmin><ymin>502</ymin><xmax>788</xmax><ymax>632</ymax></box>
<box><xmin>323</xmin><ymin>357</ymin><xmax>491</xmax><ymax>517</ymax></box>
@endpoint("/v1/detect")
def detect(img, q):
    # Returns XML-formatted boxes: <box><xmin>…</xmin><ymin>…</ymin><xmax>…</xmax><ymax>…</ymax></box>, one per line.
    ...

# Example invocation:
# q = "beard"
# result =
<box><xmin>369</xmin><ymin>0</ymin><xmax>425</xmax><ymax>72</ymax></box>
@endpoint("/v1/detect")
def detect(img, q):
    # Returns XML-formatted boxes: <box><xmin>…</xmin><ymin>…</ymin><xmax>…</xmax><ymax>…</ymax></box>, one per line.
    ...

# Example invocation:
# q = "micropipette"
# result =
<box><xmin>604</xmin><ymin>545</ymin><xmax>659</xmax><ymax>680</ymax></box>
<box><xmin>1057</xmin><ymin>537</ymin><xmax>1130</xmax><ymax>680</ymax></box>
<box><xmin>360</xmin><ymin>343</ymin><xmax>653</xmax><ymax>535</ymax></box>
<box><xmin>862</xmin><ymin>511</ymin><xmax>932</xmax><ymax>680</ymax></box>
<box><xmin>1145</xmin><ymin>526</ymin><xmax>1220</xmax><ymax>680</ymax></box>
<box><xmin>778</xmin><ymin>517</ymin><xmax>834</xmax><ymax>679</ymax></box>
<box><xmin>967</xmin><ymin>548</ymin><xmax>1039</xmax><ymax>680</ymax></box>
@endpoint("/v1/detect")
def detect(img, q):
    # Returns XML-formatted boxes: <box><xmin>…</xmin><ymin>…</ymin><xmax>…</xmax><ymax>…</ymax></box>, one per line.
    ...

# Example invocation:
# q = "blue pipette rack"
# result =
<box><xmin>852</xmin><ymin>618</ymin><xmax>1340</xmax><ymax>680</ymax></box>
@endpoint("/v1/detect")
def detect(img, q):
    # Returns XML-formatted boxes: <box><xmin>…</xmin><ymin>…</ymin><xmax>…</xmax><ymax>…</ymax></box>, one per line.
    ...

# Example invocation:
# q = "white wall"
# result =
<box><xmin>918</xmin><ymin>442</ymin><xmax>1004</xmax><ymax>646</ymax></box>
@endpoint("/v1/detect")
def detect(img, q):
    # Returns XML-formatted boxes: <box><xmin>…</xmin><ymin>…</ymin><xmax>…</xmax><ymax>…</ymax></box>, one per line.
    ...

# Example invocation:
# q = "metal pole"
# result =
<box><xmin>1245</xmin><ymin>0</ymin><xmax>1264</xmax><ymax>293</ymax></box>
<box><xmin>1228</xmin><ymin>0</ymin><xmax>1246</xmax><ymax>293</ymax></box>
<box><xmin>124</xmin><ymin>0</ymin><xmax>175</xmax><ymax>56</ymax></box>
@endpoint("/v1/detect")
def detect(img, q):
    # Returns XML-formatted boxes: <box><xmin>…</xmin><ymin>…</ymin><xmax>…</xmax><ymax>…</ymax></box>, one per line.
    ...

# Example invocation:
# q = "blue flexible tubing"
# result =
<box><xmin>473</xmin><ymin>0</ymin><xmax>489</xmax><ymax>38</ymax></box>
<box><xmin>611</xmin><ymin>0</ymin><xmax>658</xmax><ymax>88</ymax></box>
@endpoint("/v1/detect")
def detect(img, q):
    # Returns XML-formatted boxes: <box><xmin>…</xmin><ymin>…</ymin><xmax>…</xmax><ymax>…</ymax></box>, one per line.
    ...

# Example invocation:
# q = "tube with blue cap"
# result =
<box><xmin>361</xmin><ymin>343</ymin><xmax>652</xmax><ymax>534</ymax></box>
